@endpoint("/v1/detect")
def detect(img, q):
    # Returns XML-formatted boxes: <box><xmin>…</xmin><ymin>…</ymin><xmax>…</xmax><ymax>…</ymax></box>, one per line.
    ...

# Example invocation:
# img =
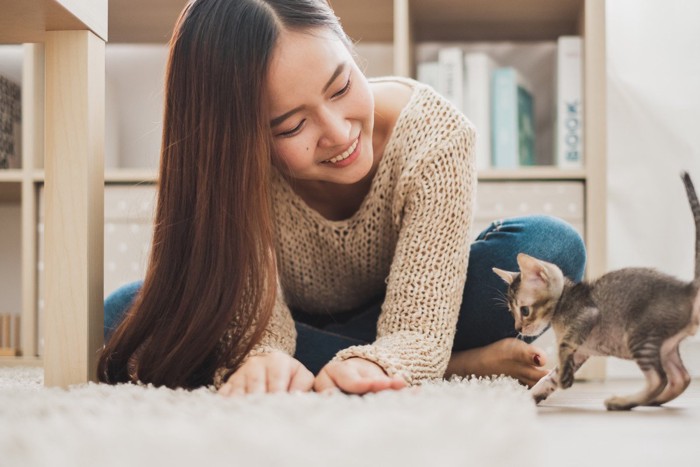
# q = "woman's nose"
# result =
<box><xmin>317</xmin><ymin>108</ymin><xmax>351</xmax><ymax>148</ymax></box>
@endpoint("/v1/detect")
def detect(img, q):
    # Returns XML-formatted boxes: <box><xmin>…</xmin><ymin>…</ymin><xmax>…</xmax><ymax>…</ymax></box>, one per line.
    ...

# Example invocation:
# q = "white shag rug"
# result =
<box><xmin>0</xmin><ymin>367</ymin><xmax>543</xmax><ymax>467</ymax></box>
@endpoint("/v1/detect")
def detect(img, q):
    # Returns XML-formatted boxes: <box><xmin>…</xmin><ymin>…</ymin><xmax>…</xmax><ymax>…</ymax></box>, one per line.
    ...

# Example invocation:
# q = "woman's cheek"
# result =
<box><xmin>272</xmin><ymin>141</ymin><xmax>307</xmax><ymax>173</ymax></box>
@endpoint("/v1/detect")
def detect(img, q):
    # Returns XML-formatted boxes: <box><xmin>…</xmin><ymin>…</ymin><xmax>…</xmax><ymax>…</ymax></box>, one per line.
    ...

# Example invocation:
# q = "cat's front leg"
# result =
<box><xmin>557</xmin><ymin>307</ymin><xmax>599</xmax><ymax>389</ymax></box>
<box><xmin>531</xmin><ymin>368</ymin><xmax>559</xmax><ymax>404</ymax></box>
<box><xmin>558</xmin><ymin>350</ymin><xmax>590</xmax><ymax>390</ymax></box>
<box><xmin>559</xmin><ymin>349</ymin><xmax>577</xmax><ymax>389</ymax></box>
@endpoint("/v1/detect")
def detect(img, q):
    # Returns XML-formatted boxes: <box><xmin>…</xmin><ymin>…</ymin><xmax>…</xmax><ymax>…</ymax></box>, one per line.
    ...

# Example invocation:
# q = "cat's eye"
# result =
<box><xmin>520</xmin><ymin>306</ymin><xmax>530</xmax><ymax>317</ymax></box>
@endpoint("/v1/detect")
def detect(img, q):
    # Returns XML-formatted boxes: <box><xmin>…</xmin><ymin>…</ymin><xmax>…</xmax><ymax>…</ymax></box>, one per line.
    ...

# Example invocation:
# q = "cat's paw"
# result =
<box><xmin>530</xmin><ymin>378</ymin><xmax>556</xmax><ymax>404</ymax></box>
<box><xmin>532</xmin><ymin>391</ymin><xmax>550</xmax><ymax>404</ymax></box>
<box><xmin>558</xmin><ymin>368</ymin><xmax>574</xmax><ymax>389</ymax></box>
<box><xmin>604</xmin><ymin>396</ymin><xmax>637</xmax><ymax>411</ymax></box>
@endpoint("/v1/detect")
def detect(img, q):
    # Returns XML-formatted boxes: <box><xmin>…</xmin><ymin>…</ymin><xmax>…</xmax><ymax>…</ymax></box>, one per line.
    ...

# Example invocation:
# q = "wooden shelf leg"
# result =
<box><xmin>43</xmin><ymin>30</ymin><xmax>105</xmax><ymax>387</ymax></box>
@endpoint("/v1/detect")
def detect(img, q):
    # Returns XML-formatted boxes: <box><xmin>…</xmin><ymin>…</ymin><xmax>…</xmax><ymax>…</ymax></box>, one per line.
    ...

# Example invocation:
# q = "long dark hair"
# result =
<box><xmin>97</xmin><ymin>0</ymin><xmax>350</xmax><ymax>389</ymax></box>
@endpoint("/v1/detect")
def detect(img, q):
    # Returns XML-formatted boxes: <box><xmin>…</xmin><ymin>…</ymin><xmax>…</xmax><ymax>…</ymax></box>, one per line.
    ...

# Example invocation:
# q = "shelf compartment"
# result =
<box><xmin>0</xmin><ymin>180</ymin><xmax>21</xmax><ymax>202</ymax></box>
<box><xmin>411</xmin><ymin>0</ymin><xmax>584</xmax><ymax>41</ymax></box>
<box><xmin>108</xmin><ymin>0</ymin><xmax>394</xmax><ymax>43</ymax></box>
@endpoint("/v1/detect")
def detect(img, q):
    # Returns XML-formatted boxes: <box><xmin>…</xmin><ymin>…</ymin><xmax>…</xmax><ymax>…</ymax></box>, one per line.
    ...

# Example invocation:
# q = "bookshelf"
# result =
<box><xmin>0</xmin><ymin>0</ymin><xmax>108</xmax><ymax>385</ymax></box>
<box><xmin>0</xmin><ymin>0</ymin><xmax>607</xmax><ymax>380</ymax></box>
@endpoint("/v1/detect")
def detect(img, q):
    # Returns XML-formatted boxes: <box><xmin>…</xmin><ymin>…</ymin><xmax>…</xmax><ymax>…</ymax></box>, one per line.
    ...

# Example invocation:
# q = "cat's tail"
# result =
<box><xmin>682</xmin><ymin>171</ymin><xmax>700</xmax><ymax>285</ymax></box>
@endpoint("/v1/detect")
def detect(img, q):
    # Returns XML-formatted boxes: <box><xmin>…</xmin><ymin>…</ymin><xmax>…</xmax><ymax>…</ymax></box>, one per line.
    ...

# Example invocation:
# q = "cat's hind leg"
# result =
<box><xmin>605</xmin><ymin>342</ymin><xmax>667</xmax><ymax>411</ymax></box>
<box><xmin>649</xmin><ymin>342</ymin><xmax>691</xmax><ymax>406</ymax></box>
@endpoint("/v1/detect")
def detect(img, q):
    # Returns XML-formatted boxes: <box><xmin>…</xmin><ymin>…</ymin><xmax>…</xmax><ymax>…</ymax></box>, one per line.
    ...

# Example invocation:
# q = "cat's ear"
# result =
<box><xmin>517</xmin><ymin>253</ymin><xmax>550</xmax><ymax>286</ymax></box>
<box><xmin>492</xmin><ymin>267</ymin><xmax>518</xmax><ymax>285</ymax></box>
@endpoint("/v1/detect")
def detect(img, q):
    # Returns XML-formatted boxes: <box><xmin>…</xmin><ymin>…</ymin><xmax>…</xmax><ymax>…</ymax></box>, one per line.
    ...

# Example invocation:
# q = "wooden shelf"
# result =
<box><xmin>108</xmin><ymin>0</ymin><xmax>395</xmax><ymax>43</ymax></box>
<box><xmin>0</xmin><ymin>169</ymin><xmax>23</xmax><ymax>182</ymax></box>
<box><xmin>0</xmin><ymin>356</ymin><xmax>43</xmax><ymax>367</ymax></box>
<box><xmin>478</xmin><ymin>167</ymin><xmax>587</xmax><ymax>181</ymax></box>
<box><xmin>411</xmin><ymin>0</ymin><xmax>584</xmax><ymax>41</ymax></box>
<box><xmin>3</xmin><ymin>0</ymin><xmax>607</xmax><ymax>385</ymax></box>
<box><xmin>105</xmin><ymin>169</ymin><xmax>158</xmax><ymax>183</ymax></box>
<box><xmin>32</xmin><ymin>169</ymin><xmax>159</xmax><ymax>184</ymax></box>
<box><xmin>0</xmin><ymin>0</ymin><xmax>108</xmax><ymax>43</ymax></box>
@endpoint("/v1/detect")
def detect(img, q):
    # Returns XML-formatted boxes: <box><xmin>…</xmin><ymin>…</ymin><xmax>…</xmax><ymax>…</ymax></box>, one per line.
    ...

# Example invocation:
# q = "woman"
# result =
<box><xmin>98</xmin><ymin>0</ymin><xmax>586</xmax><ymax>395</ymax></box>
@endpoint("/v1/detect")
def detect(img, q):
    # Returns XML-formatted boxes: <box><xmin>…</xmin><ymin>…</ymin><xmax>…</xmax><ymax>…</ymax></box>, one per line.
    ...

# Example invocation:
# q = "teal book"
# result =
<box><xmin>491</xmin><ymin>67</ymin><xmax>536</xmax><ymax>168</ymax></box>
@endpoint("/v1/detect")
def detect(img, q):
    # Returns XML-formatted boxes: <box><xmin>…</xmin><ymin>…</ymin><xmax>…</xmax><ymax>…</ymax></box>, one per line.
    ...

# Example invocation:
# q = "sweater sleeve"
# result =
<box><xmin>213</xmin><ymin>281</ymin><xmax>297</xmax><ymax>388</ymax></box>
<box><xmin>331</xmin><ymin>126</ymin><xmax>476</xmax><ymax>384</ymax></box>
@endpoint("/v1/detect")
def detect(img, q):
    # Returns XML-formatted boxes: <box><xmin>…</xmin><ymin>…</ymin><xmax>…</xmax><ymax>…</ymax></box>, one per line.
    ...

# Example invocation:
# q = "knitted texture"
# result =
<box><xmin>215</xmin><ymin>78</ymin><xmax>476</xmax><ymax>387</ymax></box>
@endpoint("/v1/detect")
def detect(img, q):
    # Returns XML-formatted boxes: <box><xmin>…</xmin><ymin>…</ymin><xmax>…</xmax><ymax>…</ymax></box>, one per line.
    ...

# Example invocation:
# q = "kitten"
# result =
<box><xmin>492</xmin><ymin>172</ymin><xmax>700</xmax><ymax>411</ymax></box>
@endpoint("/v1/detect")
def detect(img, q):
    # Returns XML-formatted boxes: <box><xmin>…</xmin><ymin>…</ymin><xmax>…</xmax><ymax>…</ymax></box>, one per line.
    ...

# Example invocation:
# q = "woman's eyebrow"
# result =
<box><xmin>270</xmin><ymin>62</ymin><xmax>348</xmax><ymax>128</ymax></box>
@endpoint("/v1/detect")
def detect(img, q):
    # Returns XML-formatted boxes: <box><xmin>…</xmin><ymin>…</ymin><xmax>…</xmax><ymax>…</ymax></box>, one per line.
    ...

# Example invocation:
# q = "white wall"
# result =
<box><xmin>607</xmin><ymin>0</ymin><xmax>700</xmax><ymax>377</ymax></box>
<box><xmin>106</xmin><ymin>45</ymin><xmax>168</xmax><ymax>169</ymax></box>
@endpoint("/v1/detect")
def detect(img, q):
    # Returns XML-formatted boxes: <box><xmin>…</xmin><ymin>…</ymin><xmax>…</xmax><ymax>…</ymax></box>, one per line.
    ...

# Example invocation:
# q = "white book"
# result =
<box><xmin>417</xmin><ymin>61</ymin><xmax>441</xmax><ymax>92</ymax></box>
<box><xmin>437</xmin><ymin>47</ymin><xmax>465</xmax><ymax>113</ymax></box>
<box><xmin>556</xmin><ymin>36</ymin><xmax>584</xmax><ymax>169</ymax></box>
<box><xmin>464</xmin><ymin>52</ymin><xmax>499</xmax><ymax>171</ymax></box>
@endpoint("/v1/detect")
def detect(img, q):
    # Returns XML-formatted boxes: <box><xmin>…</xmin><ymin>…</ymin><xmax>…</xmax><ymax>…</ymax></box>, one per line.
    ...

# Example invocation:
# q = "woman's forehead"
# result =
<box><xmin>266</xmin><ymin>29</ymin><xmax>351</xmax><ymax>106</ymax></box>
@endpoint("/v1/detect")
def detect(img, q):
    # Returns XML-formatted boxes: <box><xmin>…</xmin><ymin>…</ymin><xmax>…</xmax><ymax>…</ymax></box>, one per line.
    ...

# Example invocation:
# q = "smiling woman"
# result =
<box><xmin>99</xmin><ymin>0</ymin><xmax>586</xmax><ymax>395</ymax></box>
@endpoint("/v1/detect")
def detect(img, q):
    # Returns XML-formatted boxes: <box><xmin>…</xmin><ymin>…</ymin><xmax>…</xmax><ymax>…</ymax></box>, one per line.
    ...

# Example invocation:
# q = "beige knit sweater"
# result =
<box><xmin>215</xmin><ymin>77</ymin><xmax>477</xmax><ymax>387</ymax></box>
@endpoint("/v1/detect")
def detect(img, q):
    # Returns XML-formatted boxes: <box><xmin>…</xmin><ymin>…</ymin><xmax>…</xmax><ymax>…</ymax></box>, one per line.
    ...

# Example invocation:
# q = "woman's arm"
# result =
<box><xmin>331</xmin><ymin>124</ymin><xmax>477</xmax><ymax>385</ymax></box>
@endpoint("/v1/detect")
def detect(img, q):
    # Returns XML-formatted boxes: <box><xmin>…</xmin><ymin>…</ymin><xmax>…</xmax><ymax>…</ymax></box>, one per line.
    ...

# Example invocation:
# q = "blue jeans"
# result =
<box><xmin>104</xmin><ymin>215</ymin><xmax>586</xmax><ymax>375</ymax></box>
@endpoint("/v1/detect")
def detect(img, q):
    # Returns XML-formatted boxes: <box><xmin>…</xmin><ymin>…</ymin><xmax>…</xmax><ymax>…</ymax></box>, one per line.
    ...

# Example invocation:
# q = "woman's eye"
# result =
<box><xmin>332</xmin><ymin>78</ymin><xmax>351</xmax><ymax>98</ymax></box>
<box><xmin>520</xmin><ymin>306</ymin><xmax>530</xmax><ymax>317</ymax></box>
<box><xmin>280</xmin><ymin>119</ymin><xmax>305</xmax><ymax>137</ymax></box>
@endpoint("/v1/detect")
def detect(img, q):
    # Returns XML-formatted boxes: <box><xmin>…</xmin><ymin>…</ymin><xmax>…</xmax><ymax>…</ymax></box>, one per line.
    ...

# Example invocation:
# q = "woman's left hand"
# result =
<box><xmin>314</xmin><ymin>357</ymin><xmax>407</xmax><ymax>395</ymax></box>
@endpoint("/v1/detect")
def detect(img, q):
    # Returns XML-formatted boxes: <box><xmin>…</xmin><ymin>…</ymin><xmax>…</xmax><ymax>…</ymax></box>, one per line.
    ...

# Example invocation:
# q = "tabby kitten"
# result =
<box><xmin>492</xmin><ymin>172</ymin><xmax>700</xmax><ymax>411</ymax></box>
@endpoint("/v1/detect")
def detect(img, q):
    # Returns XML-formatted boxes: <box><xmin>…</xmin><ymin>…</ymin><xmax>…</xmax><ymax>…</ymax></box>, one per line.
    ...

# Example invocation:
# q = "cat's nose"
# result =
<box><xmin>514</xmin><ymin>324</ymin><xmax>522</xmax><ymax>333</ymax></box>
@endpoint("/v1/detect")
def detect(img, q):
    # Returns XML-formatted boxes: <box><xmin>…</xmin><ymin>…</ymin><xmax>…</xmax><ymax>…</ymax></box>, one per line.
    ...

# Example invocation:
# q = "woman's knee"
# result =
<box><xmin>104</xmin><ymin>280</ymin><xmax>143</xmax><ymax>340</ymax></box>
<box><xmin>517</xmin><ymin>215</ymin><xmax>586</xmax><ymax>281</ymax></box>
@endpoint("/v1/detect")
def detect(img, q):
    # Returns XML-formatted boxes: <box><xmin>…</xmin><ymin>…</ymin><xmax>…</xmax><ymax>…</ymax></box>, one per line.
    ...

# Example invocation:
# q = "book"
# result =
<box><xmin>464</xmin><ymin>52</ymin><xmax>499</xmax><ymax>171</ymax></box>
<box><xmin>491</xmin><ymin>67</ymin><xmax>536</xmax><ymax>168</ymax></box>
<box><xmin>417</xmin><ymin>61</ymin><xmax>441</xmax><ymax>92</ymax></box>
<box><xmin>555</xmin><ymin>36</ymin><xmax>584</xmax><ymax>169</ymax></box>
<box><xmin>437</xmin><ymin>47</ymin><xmax>465</xmax><ymax>113</ymax></box>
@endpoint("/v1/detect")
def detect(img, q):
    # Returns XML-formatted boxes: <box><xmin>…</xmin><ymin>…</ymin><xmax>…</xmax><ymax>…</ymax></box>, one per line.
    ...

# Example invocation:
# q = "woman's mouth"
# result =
<box><xmin>322</xmin><ymin>137</ymin><xmax>359</xmax><ymax>164</ymax></box>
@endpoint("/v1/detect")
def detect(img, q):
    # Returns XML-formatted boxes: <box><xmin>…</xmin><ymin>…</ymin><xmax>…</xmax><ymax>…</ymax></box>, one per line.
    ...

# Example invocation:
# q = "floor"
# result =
<box><xmin>537</xmin><ymin>379</ymin><xmax>700</xmax><ymax>466</ymax></box>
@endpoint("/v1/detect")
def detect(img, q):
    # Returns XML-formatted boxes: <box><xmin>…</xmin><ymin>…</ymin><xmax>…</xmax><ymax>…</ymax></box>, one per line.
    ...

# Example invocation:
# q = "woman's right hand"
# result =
<box><xmin>217</xmin><ymin>350</ymin><xmax>315</xmax><ymax>396</ymax></box>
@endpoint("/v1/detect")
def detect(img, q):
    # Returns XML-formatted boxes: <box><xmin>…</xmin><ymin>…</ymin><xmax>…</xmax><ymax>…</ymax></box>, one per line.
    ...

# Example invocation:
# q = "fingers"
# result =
<box><xmin>218</xmin><ymin>373</ymin><xmax>246</xmax><ymax>397</ymax></box>
<box><xmin>288</xmin><ymin>363</ymin><xmax>315</xmax><ymax>393</ymax></box>
<box><xmin>313</xmin><ymin>368</ymin><xmax>340</xmax><ymax>394</ymax></box>
<box><xmin>218</xmin><ymin>352</ymin><xmax>314</xmax><ymax>397</ymax></box>
<box><xmin>315</xmin><ymin>359</ymin><xmax>408</xmax><ymax>395</ymax></box>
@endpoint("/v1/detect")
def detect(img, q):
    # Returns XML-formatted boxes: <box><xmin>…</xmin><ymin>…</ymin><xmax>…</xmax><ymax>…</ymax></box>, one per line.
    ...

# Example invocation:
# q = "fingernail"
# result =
<box><xmin>534</xmin><ymin>355</ymin><xmax>542</xmax><ymax>366</ymax></box>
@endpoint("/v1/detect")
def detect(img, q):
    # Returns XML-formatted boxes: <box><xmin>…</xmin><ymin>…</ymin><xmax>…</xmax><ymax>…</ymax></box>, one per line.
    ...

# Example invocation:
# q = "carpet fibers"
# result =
<box><xmin>0</xmin><ymin>367</ymin><xmax>542</xmax><ymax>467</ymax></box>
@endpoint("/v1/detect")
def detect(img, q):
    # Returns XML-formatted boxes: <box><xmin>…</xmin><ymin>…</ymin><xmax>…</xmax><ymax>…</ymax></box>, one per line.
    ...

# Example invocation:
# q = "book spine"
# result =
<box><xmin>417</xmin><ymin>61</ymin><xmax>441</xmax><ymax>92</ymax></box>
<box><xmin>518</xmin><ymin>84</ymin><xmax>536</xmax><ymax>166</ymax></box>
<box><xmin>491</xmin><ymin>68</ymin><xmax>518</xmax><ymax>169</ymax></box>
<box><xmin>556</xmin><ymin>36</ymin><xmax>584</xmax><ymax>169</ymax></box>
<box><xmin>438</xmin><ymin>47</ymin><xmax>465</xmax><ymax>113</ymax></box>
<box><xmin>464</xmin><ymin>53</ymin><xmax>497</xmax><ymax>171</ymax></box>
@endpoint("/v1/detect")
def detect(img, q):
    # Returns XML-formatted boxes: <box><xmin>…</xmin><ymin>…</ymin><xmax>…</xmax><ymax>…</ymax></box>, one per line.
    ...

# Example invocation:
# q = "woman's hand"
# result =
<box><xmin>446</xmin><ymin>338</ymin><xmax>549</xmax><ymax>388</ymax></box>
<box><xmin>313</xmin><ymin>357</ymin><xmax>407</xmax><ymax>395</ymax></box>
<box><xmin>217</xmin><ymin>350</ymin><xmax>315</xmax><ymax>396</ymax></box>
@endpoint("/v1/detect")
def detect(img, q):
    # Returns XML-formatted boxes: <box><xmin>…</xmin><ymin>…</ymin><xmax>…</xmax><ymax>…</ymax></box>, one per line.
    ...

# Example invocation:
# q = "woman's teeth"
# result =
<box><xmin>324</xmin><ymin>138</ymin><xmax>358</xmax><ymax>164</ymax></box>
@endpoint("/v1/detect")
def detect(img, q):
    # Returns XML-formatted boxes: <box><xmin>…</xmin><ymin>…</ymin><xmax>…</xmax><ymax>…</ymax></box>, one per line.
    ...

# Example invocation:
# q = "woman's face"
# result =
<box><xmin>265</xmin><ymin>28</ymin><xmax>375</xmax><ymax>187</ymax></box>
